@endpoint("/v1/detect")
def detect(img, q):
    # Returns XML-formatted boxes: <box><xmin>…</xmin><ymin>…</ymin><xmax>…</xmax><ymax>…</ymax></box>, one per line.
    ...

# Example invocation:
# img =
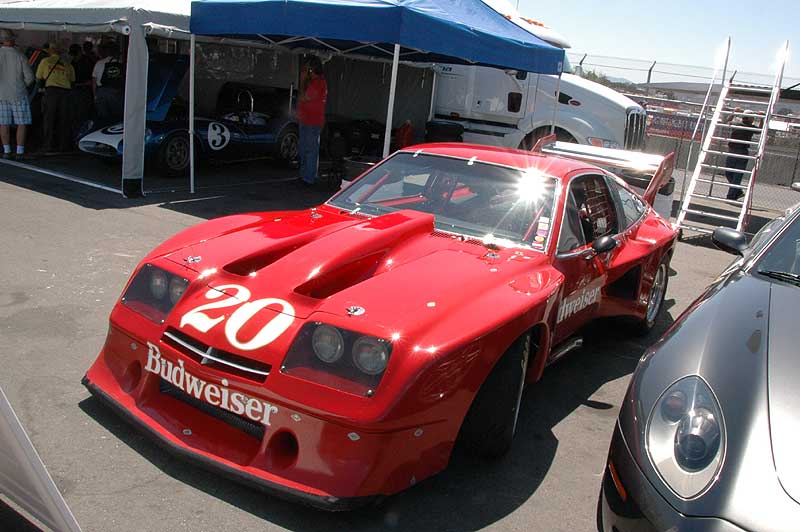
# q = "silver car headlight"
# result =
<box><xmin>646</xmin><ymin>376</ymin><xmax>725</xmax><ymax>499</ymax></box>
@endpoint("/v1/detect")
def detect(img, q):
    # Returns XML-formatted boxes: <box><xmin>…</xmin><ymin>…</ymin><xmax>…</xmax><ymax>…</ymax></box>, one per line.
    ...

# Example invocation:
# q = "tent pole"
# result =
<box><xmin>550</xmin><ymin>71</ymin><xmax>562</xmax><ymax>135</ymax></box>
<box><xmin>428</xmin><ymin>69</ymin><xmax>437</xmax><ymax>122</ymax></box>
<box><xmin>189</xmin><ymin>33</ymin><xmax>196</xmax><ymax>194</ymax></box>
<box><xmin>382</xmin><ymin>44</ymin><xmax>400</xmax><ymax>158</ymax></box>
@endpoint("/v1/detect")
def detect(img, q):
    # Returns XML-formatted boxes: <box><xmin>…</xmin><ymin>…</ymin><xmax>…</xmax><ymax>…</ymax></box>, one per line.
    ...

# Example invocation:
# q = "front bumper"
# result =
<box><xmin>83</xmin><ymin>324</ymin><xmax>450</xmax><ymax>510</ymax></box>
<box><xmin>82</xmin><ymin>375</ymin><xmax>375</xmax><ymax>510</ymax></box>
<box><xmin>599</xmin><ymin>424</ymin><xmax>745</xmax><ymax>532</ymax></box>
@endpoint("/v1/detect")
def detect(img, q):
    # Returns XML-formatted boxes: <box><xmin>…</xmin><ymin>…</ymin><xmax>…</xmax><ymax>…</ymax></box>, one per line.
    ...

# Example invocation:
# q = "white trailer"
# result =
<box><xmin>430</xmin><ymin>9</ymin><xmax>647</xmax><ymax>151</ymax></box>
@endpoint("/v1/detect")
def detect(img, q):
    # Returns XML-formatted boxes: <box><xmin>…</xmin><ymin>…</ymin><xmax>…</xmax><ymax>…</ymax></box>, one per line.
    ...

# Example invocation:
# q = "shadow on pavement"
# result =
<box><xmin>77</xmin><ymin>306</ymin><xmax>675</xmax><ymax>532</ymax></box>
<box><xmin>0</xmin><ymin>160</ymin><xmax>336</xmax><ymax>219</ymax></box>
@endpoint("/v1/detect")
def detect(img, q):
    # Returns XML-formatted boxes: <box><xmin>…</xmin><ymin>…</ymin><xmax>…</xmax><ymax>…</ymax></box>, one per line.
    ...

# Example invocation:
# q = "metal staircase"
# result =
<box><xmin>676</xmin><ymin>41</ymin><xmax>789</xmax><ymax>234</ymax></box>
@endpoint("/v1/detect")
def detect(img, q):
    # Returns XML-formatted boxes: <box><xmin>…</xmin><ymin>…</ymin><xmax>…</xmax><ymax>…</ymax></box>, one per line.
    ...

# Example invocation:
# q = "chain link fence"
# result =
<box><xmin>565</xmin><ymin>52</ymin><xmax>800</xmax><ymax>214</ymax></box>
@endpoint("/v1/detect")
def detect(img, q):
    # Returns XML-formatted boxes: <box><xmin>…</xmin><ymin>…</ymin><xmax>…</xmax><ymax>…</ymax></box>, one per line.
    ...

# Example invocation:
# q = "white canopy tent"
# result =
<box><xmin>0</xmin><ymin>0</ymin><xmax>190</xmax><ymax>197</ymax></box>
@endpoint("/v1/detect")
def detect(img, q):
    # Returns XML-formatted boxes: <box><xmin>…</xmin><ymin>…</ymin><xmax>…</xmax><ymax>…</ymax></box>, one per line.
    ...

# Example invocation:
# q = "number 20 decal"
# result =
<box><xmin>180</xmin><ymin>284</ymin><xmax>295</xmax><ymax>351</ymax></box>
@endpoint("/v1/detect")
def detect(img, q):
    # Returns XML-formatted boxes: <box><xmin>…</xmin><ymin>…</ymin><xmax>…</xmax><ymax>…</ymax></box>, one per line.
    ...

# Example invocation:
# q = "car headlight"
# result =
<box><xmin>144</xmin><ymin>128</ymin><xmax>153</xmax><ymax>141</ymax></box>
<box><xmin>282</xmin><ymin>323</ymin><xmax>393</xmax><ymax>396</ymax></box>
<box><xmin>312</xmin><ymin>324</ymin><xmax>345</xmax><ymax>363</ymax></box>
<box><xmin>121</xmin><ymin>264</ymin><xmax>189</xmax><ymax>324</ymax></box>
<box><xmin>587</xmin><ymin>137</ymin><xmax>621</xmax><ymax>149</ymax></box>
<box><xmin>168</xmin><ymin>276</ymin><xmax>188</xmax><ymax>305</ymax></box>
<box><xmin>646</xmin><ymin>376</ymin><xmax>725</xmax><ymax>499</ymax></box>
<box><xmin>352</xmin><ymin>336</ymin><xmax>389</xmax><ymax>375</ymax></box>
<box><xmin>150</xmin><ymin>269</ymin><xmax>168</xmax><ymax>300</ymax></box>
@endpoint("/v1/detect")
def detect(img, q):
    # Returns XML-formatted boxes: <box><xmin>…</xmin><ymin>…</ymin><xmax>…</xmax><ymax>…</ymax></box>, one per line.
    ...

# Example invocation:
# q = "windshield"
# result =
<box><xmin>328</xmin><ymin>153</ymin><xmax>558</xmax><ymax>251</ymax></box>
<box><xmin>561</xmin><ymin>54</ymin><xmax>574</xmax><ymax>74</ymax></box>
<box><xmin>755</xmin><ymin>213</ymin><xmax>800</xmax><ymax>281</ymax></box>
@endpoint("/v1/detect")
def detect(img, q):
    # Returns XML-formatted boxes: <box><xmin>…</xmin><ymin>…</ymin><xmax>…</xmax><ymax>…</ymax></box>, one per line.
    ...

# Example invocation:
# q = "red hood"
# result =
<box><xmin>159</xmin><ymin>208</ymin><xmax>551</xmax><ymax>357</ymax></box>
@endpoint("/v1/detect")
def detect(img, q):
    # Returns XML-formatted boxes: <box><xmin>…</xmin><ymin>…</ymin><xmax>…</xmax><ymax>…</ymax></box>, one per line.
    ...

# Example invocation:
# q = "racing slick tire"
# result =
<box><xmin>518</xmin><ymin>126</ymin><xmax>576</xmax><ymax>151</ymax></box>
<box><xmin>276</xmin><ymin>125</ymin><xmax>299</xmax><ymax>166</ymax></box>
<box><xmin>458</xmin><ymin>332</ymin><xmax>531</xmax><ymax>459</ymax></box>
<box><xmin>633</xmin><ymin>254</ymin><xmax>670</xmax><ymax>335</ymax></box>
<box><xmin>157</xmin><ymin>132</ymin><xmax>192</xmax><ymax>177</ymax></box>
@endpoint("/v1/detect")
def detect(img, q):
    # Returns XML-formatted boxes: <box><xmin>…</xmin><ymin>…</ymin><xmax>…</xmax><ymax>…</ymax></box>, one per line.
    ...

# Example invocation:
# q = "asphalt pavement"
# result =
<box><xmin>0</xmin><ymin>164</ymin><xmax>735</xmax><ymax>532</ymax></box>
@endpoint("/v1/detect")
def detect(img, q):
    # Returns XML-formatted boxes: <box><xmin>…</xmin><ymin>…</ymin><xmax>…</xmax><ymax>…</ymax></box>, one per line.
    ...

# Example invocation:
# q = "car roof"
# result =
<box><xmin>399</xmin><ymin>142</ymin><xmax>599</xmax><ymax>180</ymax></box>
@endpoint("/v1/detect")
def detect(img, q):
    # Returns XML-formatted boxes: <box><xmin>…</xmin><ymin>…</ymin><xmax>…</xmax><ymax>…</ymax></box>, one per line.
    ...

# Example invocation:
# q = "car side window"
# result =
<box><xmin>581</xmin><ymin>174</ymin><xmax>619</xmax><ymax>240</ymax></box>
<box><xmin>557</xmin><ymin>189</ymin><xmax>587</xmax><ymax>253</ymax></box>
<box><xmin>558</xmin><ymin>174</ymin><xmax>618</xmax><ymax>253</ymax></box>
<box><xmin>613</xmin><ymin>181</ymin><xmax>646</xmax><ymax>229</ymax></box>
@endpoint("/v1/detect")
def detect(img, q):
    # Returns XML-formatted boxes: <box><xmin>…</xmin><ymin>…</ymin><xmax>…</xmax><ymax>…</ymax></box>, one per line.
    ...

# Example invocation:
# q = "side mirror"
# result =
<box><xmin>592</xmin><ymin>235</ymin><xmax>618</xmax><ymax>254</ymax></box>
<box><xmin>712</xmin><ymin>227</ymin><xmax>748</xmax><ymax>256</ymax></box>
<box><xmin>792</xmin><ymin>182</ymin><xmax>800</xmax><ymax>192</ymax></box>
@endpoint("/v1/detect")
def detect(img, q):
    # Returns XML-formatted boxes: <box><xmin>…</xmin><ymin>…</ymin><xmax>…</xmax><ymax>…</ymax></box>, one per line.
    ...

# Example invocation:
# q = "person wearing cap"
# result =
<box><xmin>722</xmin><ymin>107</ymin><xmax>758</xmax><ymax>201</ymax></box>
<box><xmin>0</xmin><ymin>29</ymin><xmax>34</xmax><ymax>160</ymax></box>
<box><xmin>36</xmin><ymin>43</ymin><xmax>75</xmax><ymax>153</ymax></box>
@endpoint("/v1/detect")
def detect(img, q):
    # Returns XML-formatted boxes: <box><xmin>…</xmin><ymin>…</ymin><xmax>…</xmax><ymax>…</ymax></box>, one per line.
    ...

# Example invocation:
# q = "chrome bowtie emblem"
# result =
<box><xmin>185</xmin><ymin>255</ymin><xmax>202</xmax><ymax>264</ymax></box>
<box><xmin>200</xmin><ymin>346</ymin><xmax>214</xmax><ymax>365</ymax></box>
<box><xmin>346</xmin><ymin>305</ymin><xmax>366</xmax><ymax>316</ymax></box>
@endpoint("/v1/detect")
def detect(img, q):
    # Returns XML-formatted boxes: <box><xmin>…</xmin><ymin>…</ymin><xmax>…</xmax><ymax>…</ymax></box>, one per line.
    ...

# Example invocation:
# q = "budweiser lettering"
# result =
<box><xmin>145</xmin><ymin>342</ymin><xmax>278</xmax><ymax>426</ymax></box>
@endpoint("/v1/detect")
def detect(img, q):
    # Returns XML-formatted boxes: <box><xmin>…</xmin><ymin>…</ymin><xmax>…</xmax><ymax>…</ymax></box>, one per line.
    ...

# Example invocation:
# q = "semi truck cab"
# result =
<box><xmin>430</xmin><ymin>14</ymin><xmax>647</xmax><ymax>152</ymax></box>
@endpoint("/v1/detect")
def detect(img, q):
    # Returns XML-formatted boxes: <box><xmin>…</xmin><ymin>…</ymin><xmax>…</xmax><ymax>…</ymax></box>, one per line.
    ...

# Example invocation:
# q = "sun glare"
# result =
<box><xmin>516</xmin><ymin>169</ymin><xmax>548</xmax><ymax>204</ymax></box>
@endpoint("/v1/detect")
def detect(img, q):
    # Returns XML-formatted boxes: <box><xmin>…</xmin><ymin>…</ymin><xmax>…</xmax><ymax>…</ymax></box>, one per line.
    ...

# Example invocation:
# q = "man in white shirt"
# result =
<box><xmin>92</xmin><ymin>42</ymin><xmax>125</xmax><ymax>122</ymax></box>
<box><xmin>0</xmin><ymin>30</ymin><xmax>34</xmax><ymax>159</ymax></box>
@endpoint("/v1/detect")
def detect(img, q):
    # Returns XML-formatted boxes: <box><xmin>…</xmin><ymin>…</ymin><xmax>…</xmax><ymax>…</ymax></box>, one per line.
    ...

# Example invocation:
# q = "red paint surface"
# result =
<box><xmin>85</xmin><ymin>143</ymin><xmax>677</xmax><ymax>501</ymax></box>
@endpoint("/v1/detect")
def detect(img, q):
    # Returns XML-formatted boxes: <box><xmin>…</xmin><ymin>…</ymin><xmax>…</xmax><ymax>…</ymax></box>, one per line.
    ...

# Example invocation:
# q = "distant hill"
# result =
<box><xmin>606</xmin><ymin>75</ymin><xmax>635</xmax><ymax>85</ymax></box>
<box><xmin>577</xmin><ymin>69</ymin><xmax>642</xmax><ymax>94</ymax></box>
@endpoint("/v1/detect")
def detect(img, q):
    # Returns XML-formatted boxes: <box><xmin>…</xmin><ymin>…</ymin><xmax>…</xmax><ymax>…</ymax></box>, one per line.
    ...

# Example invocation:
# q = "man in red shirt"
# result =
<box><xmin>297</xmin><ymin>56</ymin><xmax>327</xmax><ymax>185</ymax></box>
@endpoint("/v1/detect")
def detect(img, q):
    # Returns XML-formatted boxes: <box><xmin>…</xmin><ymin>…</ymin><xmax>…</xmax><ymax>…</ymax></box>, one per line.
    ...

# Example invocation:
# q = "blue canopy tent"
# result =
<box><xmin>186</xmin><ymin>0</ymin><xmax>565</xmax><ymax>191</ymax></box>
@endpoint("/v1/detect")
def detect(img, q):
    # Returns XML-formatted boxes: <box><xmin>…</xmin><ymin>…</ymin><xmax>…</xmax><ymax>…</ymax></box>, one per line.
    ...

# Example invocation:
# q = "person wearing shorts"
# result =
<box><xmin>0</xmin><ymin>29</ymin><xmax>34</xmax><ymax>160</ymax></box>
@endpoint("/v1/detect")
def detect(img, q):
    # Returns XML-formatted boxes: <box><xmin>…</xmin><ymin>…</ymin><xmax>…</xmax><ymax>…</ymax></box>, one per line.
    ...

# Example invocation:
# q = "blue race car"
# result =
<box><xmin>79</xmin><ymin>55</ymin><xmax>298</xmax><ymax>176</ymax></box>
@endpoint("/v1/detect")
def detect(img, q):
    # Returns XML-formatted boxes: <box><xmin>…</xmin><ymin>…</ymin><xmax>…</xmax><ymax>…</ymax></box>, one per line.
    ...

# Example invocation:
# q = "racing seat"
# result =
<box><xmin>421</xmin><ymin>174</ymin><xmax>457</xmax><ymax>214</ymax></box>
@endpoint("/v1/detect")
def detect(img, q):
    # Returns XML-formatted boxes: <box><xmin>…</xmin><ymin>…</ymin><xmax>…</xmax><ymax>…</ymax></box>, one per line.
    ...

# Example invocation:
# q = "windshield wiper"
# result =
<box><xmin>758</xmin><ymin>269</ymin><xmax>800</xmax><ymax>286</ymax></box>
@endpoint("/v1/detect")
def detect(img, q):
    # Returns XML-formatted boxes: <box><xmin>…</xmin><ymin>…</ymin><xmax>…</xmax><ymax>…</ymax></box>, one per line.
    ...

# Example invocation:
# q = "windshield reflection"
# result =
<box><xmin>328</xmin><ymin>153</ymin><xmax>558</xmax><ymax>250</ymax></box>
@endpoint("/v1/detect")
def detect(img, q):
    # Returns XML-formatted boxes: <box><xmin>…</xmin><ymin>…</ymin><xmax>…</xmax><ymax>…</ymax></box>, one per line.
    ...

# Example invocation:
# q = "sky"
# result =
<box><xmin>512</xmin><ymin>0</ymin><xmax>798</xmax><ymax>85</ymax></box>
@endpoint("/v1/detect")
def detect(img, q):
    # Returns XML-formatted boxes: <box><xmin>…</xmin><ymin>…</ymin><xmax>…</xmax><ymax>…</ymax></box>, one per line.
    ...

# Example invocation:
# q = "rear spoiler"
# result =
<box><xmin>532</xmin><ymin>134</ymin><xmax>675</xmax><ymax>206</ymax></box>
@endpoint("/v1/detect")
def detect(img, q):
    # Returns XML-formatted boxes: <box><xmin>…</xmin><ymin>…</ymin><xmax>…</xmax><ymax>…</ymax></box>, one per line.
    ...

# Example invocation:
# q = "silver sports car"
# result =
<box><xmin>598</xmin><ymin>188</ymin><xmax>800</xmax><ymax>532</ymax></box>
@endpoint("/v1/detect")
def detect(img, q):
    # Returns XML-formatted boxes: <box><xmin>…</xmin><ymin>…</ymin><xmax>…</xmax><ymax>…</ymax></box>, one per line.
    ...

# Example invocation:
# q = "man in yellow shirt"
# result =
<box><xmin>36</xmin><ymin>43</ymin><xmax>75</xmax><ymax>153</ymax></box>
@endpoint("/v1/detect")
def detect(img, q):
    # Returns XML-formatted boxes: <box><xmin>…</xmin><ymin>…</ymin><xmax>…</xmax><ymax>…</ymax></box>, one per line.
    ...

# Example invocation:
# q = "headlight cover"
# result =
<box><xmin>121</xmin><ymin>264</ymin><xmax>189</xmax><ymax>324</ymax></box>
<box><xmin>282</xmin><ymin>322</ymin><xmax>393</xmax><ymax>396</ymax></box>
<box><xmin>646</xmin><ymin>376</ymin><xmax>726</xmax><ymax>499</ymax></box>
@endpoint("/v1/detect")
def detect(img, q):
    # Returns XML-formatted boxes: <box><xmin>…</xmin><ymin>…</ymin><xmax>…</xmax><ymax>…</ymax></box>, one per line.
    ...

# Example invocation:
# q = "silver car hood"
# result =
<box><xmin>768</xmin><ymin>281</ymin><xmax>800</xmax><ymax>504</ymax></box>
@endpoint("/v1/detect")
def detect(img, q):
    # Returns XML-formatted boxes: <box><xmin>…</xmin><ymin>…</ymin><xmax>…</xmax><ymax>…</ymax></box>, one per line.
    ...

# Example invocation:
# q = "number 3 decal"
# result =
<box><xmin>180</xmin><ymin>284</ymin><xmax>295</xmax><ymax>351</ymax></box>
<box><xmin>207</xmin><ymin>122</ymin><xmax>231</xmax><ymax>151</ymax></box>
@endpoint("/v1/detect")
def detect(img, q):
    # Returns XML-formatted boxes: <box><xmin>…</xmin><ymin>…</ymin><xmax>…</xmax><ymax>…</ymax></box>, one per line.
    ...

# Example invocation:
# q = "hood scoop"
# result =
<box><xmin>295</xmin><ymin>250</ymin><xmax>386</xmax><ymax>299</ymax></box>
<box><xmin>292</xmin><ymin>210</ymin><xmax>435</xmax><ymax>299</ymax></box>
<box><xmin>223</xmin><ymin>231</ymin><xmax>320</xmax><ymax>277</ymax></box>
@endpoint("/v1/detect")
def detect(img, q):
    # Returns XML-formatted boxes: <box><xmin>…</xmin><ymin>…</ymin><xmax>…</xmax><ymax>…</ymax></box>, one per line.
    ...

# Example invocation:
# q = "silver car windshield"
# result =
<box><xmin>755</xmin><ymin>212</ymin><xmax>800</xmax><ymax>283</ymax></box>
<box><xmin>328</xmin><ymin>153</ymin><xmax>558</xmax><ymax>251</ymax></box>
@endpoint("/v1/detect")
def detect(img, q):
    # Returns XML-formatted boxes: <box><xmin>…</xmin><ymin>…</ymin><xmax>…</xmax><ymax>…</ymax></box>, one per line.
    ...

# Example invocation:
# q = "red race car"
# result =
<box><xmin>83</xmin><ymin>136</ymin><xmax>678</xmax><ymax>509</ymax></box>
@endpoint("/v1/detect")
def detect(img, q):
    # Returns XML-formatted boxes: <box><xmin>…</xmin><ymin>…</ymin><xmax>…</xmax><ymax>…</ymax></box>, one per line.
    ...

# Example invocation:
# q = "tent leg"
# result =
<box><xmin>189</xmin><ymin>34</ymin><xmax>196</xmax><ymax>194</ymax></box>
<box><xmin>121</xmin><ymin>21</ymin><xmax>148</xmax><ymax>198</ymax></box>
<box><xmin>382</xmin><ymin>44</ymin><xmax>400</xmax><ymax>158</ymax></box>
